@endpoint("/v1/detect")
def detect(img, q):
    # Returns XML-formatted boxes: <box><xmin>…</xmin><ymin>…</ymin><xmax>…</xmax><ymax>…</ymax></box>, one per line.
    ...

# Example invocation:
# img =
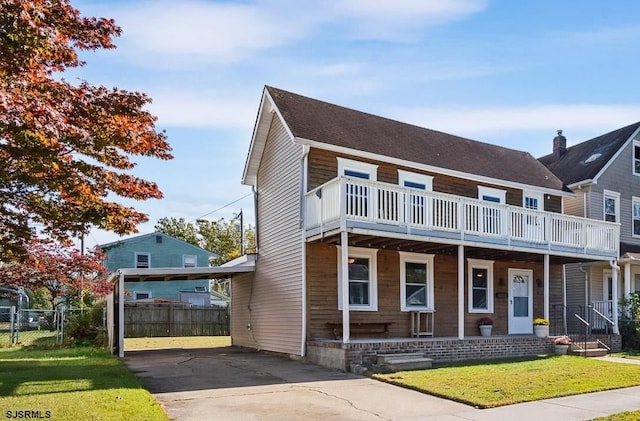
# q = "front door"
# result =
<box><xmin>509</xmin><ymin>269</ymin><xmax>533</xmax><ymax>334</ymax></box>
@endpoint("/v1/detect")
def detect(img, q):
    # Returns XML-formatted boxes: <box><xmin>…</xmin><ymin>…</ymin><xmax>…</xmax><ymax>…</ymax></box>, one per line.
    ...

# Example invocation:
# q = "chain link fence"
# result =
<box><xmin>0</xmin><ymin>306</ymin><xmax>104</xmax><ymax>347</ymax></box>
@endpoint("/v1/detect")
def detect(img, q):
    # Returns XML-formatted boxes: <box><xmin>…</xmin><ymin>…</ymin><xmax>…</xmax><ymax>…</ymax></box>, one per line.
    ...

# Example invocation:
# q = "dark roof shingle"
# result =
<box><xmin>267</xmin><ymin>86</ymin><xmax>564</xmax><ymax>191</ymax></box>
<box><xmin>539</xmin><ymin>122</ymin><xmax>640</xmax><ymax>186</ymax></box>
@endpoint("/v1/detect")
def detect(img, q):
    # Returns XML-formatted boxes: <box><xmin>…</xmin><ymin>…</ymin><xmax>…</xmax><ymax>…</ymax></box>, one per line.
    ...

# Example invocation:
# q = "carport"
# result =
<box><xmin>107</xmin><ymin>256</ymin><xmax>255</xmax><ymax>357</ymax></box>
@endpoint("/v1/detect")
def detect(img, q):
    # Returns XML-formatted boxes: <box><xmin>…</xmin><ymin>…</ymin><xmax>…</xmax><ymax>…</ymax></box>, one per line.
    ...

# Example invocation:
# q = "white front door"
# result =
<box><xmin>509</xmin><ymin>269</ymin><xmax>533</xmax><ymax>334</ymax></box>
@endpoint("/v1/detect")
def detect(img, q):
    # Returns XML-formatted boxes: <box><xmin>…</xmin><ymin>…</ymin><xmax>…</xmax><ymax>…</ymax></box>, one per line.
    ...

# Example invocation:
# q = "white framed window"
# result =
<box><xmin>603</xmin><ymin>190</ymin><xmax>620</xmax><ymax>223</ymax></box>
<box><xmin>634</xmin><ymin>140</ymin><xmax>640</xmax><ymax>176</ymax></box>
<box><xmin>477</xmin><ymin>186</ymin><xmax>506</xmax><ymax>203</ymax></box>
<box><xmin>337</xmin><ymin>247</ymin><xmax>378</xmax><ymax>311</ymax></box>
<box><xmin>399</xmin><ymin>252</ymin><xmax>434</xmax><ymax>311</ymax></box>
<box><xmin>467</xmin><ymin>258</ymin><xmax>494</xmax><ymax>313</ymax></box>
<box><xmin>398</xmin><ymin>170</ymin><xmax>433</xmax><ymax>191</ymax></box>
<box><xmin>337</xmin><ymin>157</ymin><xmax>377</xmax><ymax>180</ymax></box>
<box><xmin>399</xmin><ymin>170</ymin><xmax>433</xmax><ymax>226</ymax></box>
<box><xmin>634</xmin><ymin>272</ymin><xmax>640</xmax><ymax>294</ymax></box>
<box><xmin>135</xmin><ymin>252</ymin><xmax>150</xmax><ymax>269</ymax></box>
<box><xmin>633</xmin><ymin>197</ymin><xmax>640</xmax><ymax>238</ymax></box>
<box><xmin>183</xmin><ymin>255</ymin><xmax>197</xmax><ymax>268</ymax></box>
<box><xmin>523</xmin><ymin>190</ymin><xmax>543</xmax><ymax>210</ymax></box>
<box><xmin>134</xmin><ymin>291</ymin><xmax>151</xmax><ymax>300</ymax></box>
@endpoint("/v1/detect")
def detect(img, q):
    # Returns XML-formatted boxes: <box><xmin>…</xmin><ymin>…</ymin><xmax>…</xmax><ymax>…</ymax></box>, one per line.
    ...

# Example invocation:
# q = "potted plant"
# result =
<box><xmin>477</xmin><ymin>317</ymin><xmax>493</xmax><ymax>337</ymax></box>
<box><xmin>533</xmin><ymin>318</ymin><xmax>550</xmax><ymax>337</ymax></box>
<box><xmin>553</xmin><ymin>335</ymin><xmax>572</xmax><ymax>355</ymax></box>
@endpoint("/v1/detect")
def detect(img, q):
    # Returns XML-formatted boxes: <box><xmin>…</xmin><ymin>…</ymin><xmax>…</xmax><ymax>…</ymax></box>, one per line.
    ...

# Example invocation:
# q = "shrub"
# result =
<box><xmin>65</xmin><ymin>305</ymin><xmax>105</xmax><ymax>346</ymax></box>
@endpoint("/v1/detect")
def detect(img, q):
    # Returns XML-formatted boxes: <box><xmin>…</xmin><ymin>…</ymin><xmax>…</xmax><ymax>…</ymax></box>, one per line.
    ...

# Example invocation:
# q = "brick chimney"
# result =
<box><xmin>553</xmin><ymin>129</ymin><xmax>567</xmax><ymax>159</ymax></box>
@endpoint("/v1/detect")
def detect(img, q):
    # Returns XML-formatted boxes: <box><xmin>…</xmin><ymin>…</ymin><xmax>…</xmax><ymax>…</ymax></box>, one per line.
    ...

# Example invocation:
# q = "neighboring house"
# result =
<box><xmin>231</xmin><ymin>86</ymin><xmax>621</xmax><ymax>370</ymax></box>
<box><xmin>540</xmin><ymin>124</ymin><xmax>640</xmax><ymax>332</ymax></box>
<box><xmin>99</xmin><ymin>232</ymin><xmax>218</xmax><ymax>304</ymax></box>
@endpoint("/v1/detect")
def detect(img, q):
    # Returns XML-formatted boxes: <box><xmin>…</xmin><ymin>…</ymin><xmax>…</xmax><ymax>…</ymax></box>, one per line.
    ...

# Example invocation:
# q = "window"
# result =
<box><xmin>477</xmin><ymin>186</ymin><xmax>505</xmax><ymax>235</ymax></box>
<box><xmin>337</xmin><ymin>247</ymin><xmax>378</xmax><ymax>311</ymax></box>
<box><xmin>194</xmin><ymin>286</ymin><xmax>206</xmax><ymax>292</ymax></box>
<box><xmin>523</xmin><ymin>190</ymin><xmax>543</xmax><ymax>210</ymax></box>
<box><xmin>183</xmin><ymin>255</ymin><xmax>197</xmax><ymax>268</ymax></box>
<box><xmin>603</xmin><ymin>190</ymin><xmax>620</xmax><ymax>223</ymax></box>
<box><xmin>468</xmin><ymin>259</ymin><xmax>494</xmax><ymax>313</ymax></box>
<box><xmin>633</xmin><ymin>197</ymin><xmax>640</xmax><ymax>237</ymax></box>
<box><xmin>134</xmin><ymin>291</ymin><xmax>151</xmax><ymax>300</ymax></box>
<box><xmin>399</xmin><ymin>252</ymin><xmax>434</xmax><ymax>311</ymax></box>
<box><xmin>337</xmin><ymin>158</ymin><xmax>377</xmax><ymax>181</ymax></box>
<box><xmin>398</xmin><ymin>170</ymin><xmax>433</xmax><ymax>226</ymax></box>
<box><xmin>135</xmin><ymin>252</ymin><xmax>150</xmax><ymax>269</ymax></box>
<box><xmin>338</xmin><ymin>158</ymin><xmax>377</xmax><ymax>218</ymax></box>
<box><xmin>634</xmin><ymin>273</ymin><xmax>640</xmax><ymax>295</ymax></box>
<box><xmin>155</xmin><ymin>235</ymin><xmax>162</xmax><ymax>243</ymax></box>
<box><xmin>634</xmin><ymin>141</ymin><xmax>640</xmax><ymax>176</ymax></box>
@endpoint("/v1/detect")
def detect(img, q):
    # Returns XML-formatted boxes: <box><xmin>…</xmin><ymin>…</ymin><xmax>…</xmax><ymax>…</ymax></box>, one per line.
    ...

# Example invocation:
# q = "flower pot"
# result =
<box><xmin>554</xmin><ymin>344</ymin><xmax>569</xmax><ymax>355</ymax></box>
<box><xmin>479</xmin><ymin>325</ymin><xmax>492</xmax><ymax>337</ymax></box>
<box><xmin>533</xmin><ymin>325</ymin><xmax>549</xmax><ymax>338</ymax></box>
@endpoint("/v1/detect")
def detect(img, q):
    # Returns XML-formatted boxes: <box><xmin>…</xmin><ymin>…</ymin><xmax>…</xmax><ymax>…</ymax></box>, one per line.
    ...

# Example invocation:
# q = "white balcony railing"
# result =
<box><xmin>305</xmin><ymin>177</ymin><xmax>620</xmax><ymax>255</ymax></box>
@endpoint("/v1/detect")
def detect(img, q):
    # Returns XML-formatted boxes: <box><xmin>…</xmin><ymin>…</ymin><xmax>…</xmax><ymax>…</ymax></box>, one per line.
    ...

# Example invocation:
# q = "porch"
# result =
<box><xmin>305</xmin><ymin>177</ymin><xmax>619</xmax><ymax>259</ymax></box>
<box><xmin>305</xmin><ymin>335</ymin><xmax>623</xmax><ymax>372</ymax></box>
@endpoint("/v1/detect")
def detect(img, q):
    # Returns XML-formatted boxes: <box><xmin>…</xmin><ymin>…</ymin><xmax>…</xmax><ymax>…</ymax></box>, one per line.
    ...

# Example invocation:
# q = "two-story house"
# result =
<box><xmin>100</xmin><ymin>232</ymin><xmax>218</xmax><ymax>305</ymax></box>
<box><xmin>232</xmin><ymin>86</ymin><xmax>620</xmax><ymax>371</ymax></box>
<box><xmin>540</xmin><ymin>124</ymin><xmax>640</xmax><ymax>333</ymax></box>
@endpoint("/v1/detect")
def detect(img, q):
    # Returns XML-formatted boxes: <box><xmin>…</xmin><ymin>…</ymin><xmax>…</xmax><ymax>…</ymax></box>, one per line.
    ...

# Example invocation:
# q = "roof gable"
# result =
<box><xmin>539</xmin><ymin>122</ymin><xmax>640</xmax><ymax>186</ymax></box>
<box><xmin>99</xmin><ymin>232</ymin><xmax>218</xmax><ymax>258</ymax></box>
<box><xmin>256</xmin><ymin>86</ymin><xmax>564</xmax><ymax>192</ymax></box>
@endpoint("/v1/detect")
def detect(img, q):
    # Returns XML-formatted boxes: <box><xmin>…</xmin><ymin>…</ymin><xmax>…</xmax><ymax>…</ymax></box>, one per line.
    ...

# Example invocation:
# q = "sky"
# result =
<box><xmin>70</xmin><ymin>0</ymin><xmax>640</xmax><ymax>248</ymax></box>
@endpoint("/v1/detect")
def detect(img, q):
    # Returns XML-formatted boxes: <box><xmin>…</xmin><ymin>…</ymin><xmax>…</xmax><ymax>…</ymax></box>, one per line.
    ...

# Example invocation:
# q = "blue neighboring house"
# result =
<box><xmin>99</xmin><ymin>232</ymin><xmax>218</xmax><ymax>305</ymax></box>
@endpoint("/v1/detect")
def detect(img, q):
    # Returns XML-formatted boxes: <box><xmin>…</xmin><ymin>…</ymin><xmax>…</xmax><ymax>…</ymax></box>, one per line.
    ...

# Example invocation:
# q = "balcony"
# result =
<box><xmin>305</xmin><ymin>177</ymin><xmax>619</xmax><ymax>259</ymax></box>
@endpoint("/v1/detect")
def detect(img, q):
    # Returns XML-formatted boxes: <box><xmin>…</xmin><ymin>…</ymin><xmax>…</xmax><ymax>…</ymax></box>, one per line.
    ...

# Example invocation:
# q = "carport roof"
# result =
<box><xmin>109</xmin><ymin>265</ymin><xmax>254</xmax><ymax>283</ymax></box>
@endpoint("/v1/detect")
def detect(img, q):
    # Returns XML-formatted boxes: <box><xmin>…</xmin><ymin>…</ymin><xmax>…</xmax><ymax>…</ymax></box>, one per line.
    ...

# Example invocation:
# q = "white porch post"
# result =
<box><xmin>612</xmin><ymin>261</ymin><xmax>620</xmax><ymax>334</ymax></box>
<box><xmin>340</xmin><ymin>231</ymin><xmax>350</xmax><ymax>343</ymax></box>
<box><xmin>624</xmin><ymin>262</ymin><xmax>631</xmax><ymax>297</ymax></box>
<box><xmin>458</xmin><ymin>245</ymin><xmax>465</xmax><ymax>339</ymax></box>
<box><xmin>118</xmin><ymin>271</ymin><xmax>125</xmax><ymax>358</ymax></box>
<box><xmin>543</xmin><ymin>254</ymin><xmax>550</xmax><ymax>321</ymax></box>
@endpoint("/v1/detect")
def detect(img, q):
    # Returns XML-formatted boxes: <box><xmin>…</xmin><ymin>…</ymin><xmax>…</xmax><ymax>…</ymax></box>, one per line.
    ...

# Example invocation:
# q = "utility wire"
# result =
<box><xmin>192</xmin><ymin>193</ymin><xmax>252</xmax><ymax>222</ymax></box>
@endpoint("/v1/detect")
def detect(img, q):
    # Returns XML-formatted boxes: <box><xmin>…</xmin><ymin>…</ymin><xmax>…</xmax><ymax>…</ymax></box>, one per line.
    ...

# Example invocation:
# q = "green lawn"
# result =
<box><xmin>0</xmin><ymin>347</ymin><xmax>168</xmax><ymax>421</ymax></box>
<box><xmin>373</xmin><ymin>355</ymin><xmax>640</xmax><ymax>408</ymax></box>
<box><xmin>611</xmin><ymin>350</ymin><xmax>640</xmax><ymax>360</ymax></box>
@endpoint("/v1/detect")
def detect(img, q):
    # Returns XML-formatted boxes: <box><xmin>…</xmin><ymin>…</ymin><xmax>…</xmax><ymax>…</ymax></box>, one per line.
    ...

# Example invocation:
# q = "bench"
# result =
<box><xmin>326</xmin><ymin>322</ymin><xmax>393</xmax><ymax>339</ymax></box>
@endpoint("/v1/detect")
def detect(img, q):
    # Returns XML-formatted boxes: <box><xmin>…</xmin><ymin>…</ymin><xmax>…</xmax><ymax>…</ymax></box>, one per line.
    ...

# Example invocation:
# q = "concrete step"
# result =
<box><xmin>569</xmin><ymin>341</ymin><xmax>603</xmax><ymax>351</ymax></box>
<box><xmin>569</xmin><ymin>348</ymin><xmax>608</xmax><ymax>357</ymax></box>
<box><xmin>376</xmin><ymin>353</ymin><xmax>433</xmax><ymax>372</ymax></box>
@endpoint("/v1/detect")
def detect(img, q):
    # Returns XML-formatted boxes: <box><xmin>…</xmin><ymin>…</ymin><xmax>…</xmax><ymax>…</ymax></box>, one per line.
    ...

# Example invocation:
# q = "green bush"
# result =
<box><xmin>65</xmin><ymin>305</ymin><xmax>105</xmax><ymax>346</ymax></box>
<box><xmin>620</xmin><ymin>293</ymin><xmax>640</xmax><ymax>351</ymax></box>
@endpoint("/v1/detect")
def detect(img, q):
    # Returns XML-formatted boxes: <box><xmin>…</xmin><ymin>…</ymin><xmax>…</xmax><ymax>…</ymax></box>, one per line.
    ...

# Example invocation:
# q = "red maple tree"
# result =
<box><xmin>0</xmin><ymin>0</ymin><xmax>173</xmax><ymax>260</ymax></box>
<box><xmin>0</xmin><ymin>239</ymin><xmax>111</xmax><ymax>309</ymax></box>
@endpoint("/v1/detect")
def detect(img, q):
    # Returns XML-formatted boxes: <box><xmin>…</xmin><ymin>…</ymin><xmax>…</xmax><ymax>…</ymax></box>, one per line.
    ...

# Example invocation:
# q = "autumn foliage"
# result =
<box><xmin>0</xmin><ymin>239</ymin><xmax>111</xmax><ymax>309</ymax></box>
<box><xmin>0</xmin><ymin>0</ymin><xmax>173</xmax><ymax>260</ymax></box>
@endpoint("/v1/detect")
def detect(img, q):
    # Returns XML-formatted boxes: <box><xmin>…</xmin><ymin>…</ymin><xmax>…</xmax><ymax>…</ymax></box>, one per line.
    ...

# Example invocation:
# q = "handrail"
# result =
<box><xmin>591</xmin><ymin>307</ymin><xmax>615</xmax><ymax>327</ymax></box>
<box><xmin>574</xmin><ymin>313</ymin><xmax>589</xmax><ymax>327</ymax></box>
<box><xmin>573</xmin><ymin>313</ymin><xmax>589</xmax><ymax>358</ymax></box>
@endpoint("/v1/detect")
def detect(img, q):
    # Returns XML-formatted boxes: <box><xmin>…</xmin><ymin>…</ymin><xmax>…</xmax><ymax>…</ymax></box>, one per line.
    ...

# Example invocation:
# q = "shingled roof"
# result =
<box><xmin>539</xmin><ymin>122</ymin><xmax>640</xmax><ymax>186</ymax></box>
<box><xmin>265</xmin><ymin>86</ymin><xmax>564</xmax><ymax>191</ymax></box>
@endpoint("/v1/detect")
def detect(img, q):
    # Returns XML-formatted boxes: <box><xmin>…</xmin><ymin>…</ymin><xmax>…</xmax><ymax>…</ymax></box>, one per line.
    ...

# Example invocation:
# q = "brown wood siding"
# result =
<box><xmin>563</xmin><ymin>191</ymin><xmax>586</xmax><ymax>217</ymax></box>
<box><xmin>307</xmin><ymin>148</ymin><xmax>561</xmax><ymax>209</ymax></box>
<box><xmin>243</xmin><ymin>115</ymin><xmax>304</xmax><ymax>355</ymax></box>
<box><xmin>306</xmin><ymin>243</ymin><xmax>562</xmax><ymax>338</ymax></box>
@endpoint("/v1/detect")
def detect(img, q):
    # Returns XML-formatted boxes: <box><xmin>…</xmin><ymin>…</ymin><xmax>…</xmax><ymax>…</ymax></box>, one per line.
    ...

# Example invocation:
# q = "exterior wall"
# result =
<box><xmin>306</xmin><ymin>242</ymin><xmax>561</xmax><ymax>339</ymax></box>
<box><xmin>124</xmin><ymin>280</ymin><xmax>208</xmax><ymax>302</ymax></box>
<box><xmin>248</xmin><ymin>114</ymin><xmax>304</xmax><ymax>355</ymax></box>
<box><xmin>306</xmin><ymin>334</ymin><xmax>622</xmax><ymax>371</ymax></box>
<box><xmin>230</xmin><ymin>272</ymin><xmax>257</xmax><ymax>348</ymax></box>
<box><xmin>307</xmin><ymin>149</ymin><xmax>563</xmax><ymax>211</ymax></box>
<box><xmin>563</xmin><ymin>189</ymin><xmax>588</xmax><ymax>217</ymax></box>
<box><xmin>103</xmin><ymin>234</ymin><xmax>213</xmax><ymax>272</ymax></box>
<box><xmin>592</xmin><ymin>137</ymin><xmax>640</xmax><ymax>245</ymax></box>
<box><xmin>565</xmin><ymin>263</ymin><xmax>588</xmax><ymax>333</ymax></box>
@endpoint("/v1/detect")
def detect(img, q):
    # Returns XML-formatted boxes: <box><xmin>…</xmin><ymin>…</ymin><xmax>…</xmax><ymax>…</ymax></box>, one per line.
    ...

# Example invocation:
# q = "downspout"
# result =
<box><xmin>609</xmin><ymin>260</ymin><xmax>620</xmax><ymax>334</ymax></box>
<box><xmin>252</xmin><ymin>185</ymin><xmax>259</xmax><ymax>254</ymax></box>
<box><xmin>562</xmin><ymin>265</ymin><xmax>567</xmax><ymax>334</ymax></box>
<box><xmin>299</xmin><ymin>145</ymin><xmax>310</xmax><ymax>357</ymax></box>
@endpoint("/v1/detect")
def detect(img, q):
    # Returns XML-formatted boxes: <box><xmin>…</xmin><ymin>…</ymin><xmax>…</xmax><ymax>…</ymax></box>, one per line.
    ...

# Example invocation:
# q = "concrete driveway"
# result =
<box><xmin>123</xmin><ymin>346</ymin><xmax>473</xmax><ymax>421</ymax></box>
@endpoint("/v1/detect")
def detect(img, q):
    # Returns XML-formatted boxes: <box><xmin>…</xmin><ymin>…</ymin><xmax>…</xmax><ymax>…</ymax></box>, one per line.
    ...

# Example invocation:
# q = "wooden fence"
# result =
<box><xmin>124</xmin><ymin>303</ymin><xmax>229</xmax><ymax>337</ymax></box>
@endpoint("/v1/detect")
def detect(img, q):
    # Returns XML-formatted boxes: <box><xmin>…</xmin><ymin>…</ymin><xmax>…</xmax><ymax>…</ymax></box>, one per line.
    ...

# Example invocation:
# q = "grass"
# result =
<box><xmin>373</xmin><ymin>355</ymin><xmax>640</xmax><ymax>408</ymax></box>
<box><xmin>125</xmin><ymin>335</ymin><xmax>231</xmax><ymax>350</ymax></box>
<box><xmin>0</xmin><ymin>330</ymin><xmax>58</xmax><ymax>347</ymax></box>
<box><xmin>611</xmin><ymin>350</ymin><xmax>640</xmax><ymax>360</ymax></box>
<box><xmin>593</xmin><ymin>411</ymin><xmax>640</xmax><ymax>420</ymax></box>
<box><xmin>0</xmin><ymin>346</ymin><xmax>168</xmax><ymax>421</ymax></box>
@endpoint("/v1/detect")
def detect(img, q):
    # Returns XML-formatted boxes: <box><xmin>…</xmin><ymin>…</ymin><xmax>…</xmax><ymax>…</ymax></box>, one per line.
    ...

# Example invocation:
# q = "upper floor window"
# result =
<box><xmin>399</xmin><ymin>252</ymin><xmax>434</xmax><ymax>311</ymax></box>
<box><xmin>183</xmin><ymin>255</ymin><xmax>197</xmax><ymax>268</ymax></box>
<box><xmin>337</xmin><ymin>158</ymin><xmax>377</xmax><ymax>181</ymax></box>
<box><xmin>468</xmin><ymin>258</ymin><xmax>494</xmax><ymax>313</ymax></box>
<box><xmin>603</xmin><ymin>190</ymin><xmax>620</xmax><ymax>223</ymax></box>
<box><xmin>633</xmin><ymin>197</ymin><xmax>640</xmax><ymax>237</ymax></box>
<box><xmin>134</xmin><ymin>291</ymin><xmax>151</xmax><ymax>300</ymax></box>
<box><xmin>523</xmin><ymin>191</ymin><xmax>543</xmax><ymax>210</ymax></box>
<box><xmin>135</xmin><ymin>252</ymin><xmax>150</xmax><ymax>269</ymax></box>
<box><xmin>337</xmin><ymin>247</ymin><xmax>378</xmax><ymax>311</ymax></box>
<box><xmin>634</xmin><ymin>141</ymin><xmax>640</xmax><ymax>176</ymax></box>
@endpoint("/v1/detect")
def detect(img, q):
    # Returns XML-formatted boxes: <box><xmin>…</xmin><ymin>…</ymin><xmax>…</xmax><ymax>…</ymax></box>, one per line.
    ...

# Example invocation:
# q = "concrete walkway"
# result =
<box><xmin>124</xmin><ymin>348</ymin><xmax>640</xmax><ymax>421</ymax></box>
